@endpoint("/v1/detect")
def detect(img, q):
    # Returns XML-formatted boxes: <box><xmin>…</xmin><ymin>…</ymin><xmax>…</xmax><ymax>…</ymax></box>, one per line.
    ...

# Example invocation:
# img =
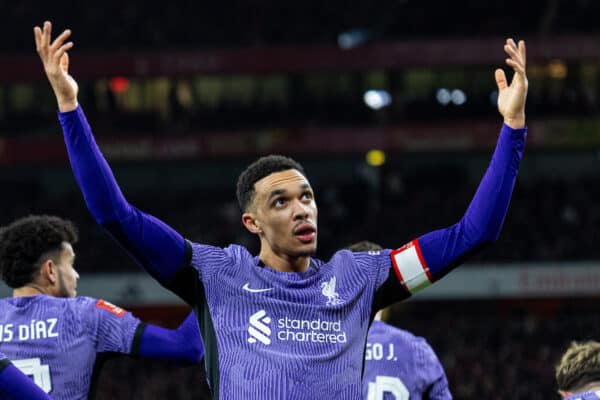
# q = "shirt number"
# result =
<box><xmin>367</xmin><ymin>376</ymin><xmax>409</xmax><ymax>400</ymax></box>
<box><xmin>13</xmin><ymin>357</ymin><xmax>52</xmax><ymax>393</ymax></box>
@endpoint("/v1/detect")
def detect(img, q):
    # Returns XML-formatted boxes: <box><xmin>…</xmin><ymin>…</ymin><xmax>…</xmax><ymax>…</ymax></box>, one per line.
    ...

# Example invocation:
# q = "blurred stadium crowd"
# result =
<box><xmin>2</xmin><ymin>0</ymin><xmax>600</xmax><ymax>52</ymax></box>
<box><xmin>1</xmin><ymin>169</ymin><xmax>598</xmax><ymax>273</ymax></box>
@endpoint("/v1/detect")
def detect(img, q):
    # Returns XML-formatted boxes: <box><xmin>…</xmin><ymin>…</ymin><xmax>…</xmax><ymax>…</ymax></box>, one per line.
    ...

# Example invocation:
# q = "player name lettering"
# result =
<box><xmin>276</xmin><ymin>317</ymin><xmax>347</xmax><ymax>344</ymax></box>
<box><xmin>0</xmin><ymin>318</ymin><xmax>59</xmax><ymax>342</ymax></box>
<box><xmin>365</xmin><ymin>342</ymin><xmax>396</xmax><ymax>361</ymax></box>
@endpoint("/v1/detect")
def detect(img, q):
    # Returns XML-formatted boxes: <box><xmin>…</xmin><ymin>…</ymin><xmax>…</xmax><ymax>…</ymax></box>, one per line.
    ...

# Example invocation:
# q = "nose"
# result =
<box><xmin>292</xmin><ymin>199</ymin><xmax>311</xmax><ymax>220</ymax></box>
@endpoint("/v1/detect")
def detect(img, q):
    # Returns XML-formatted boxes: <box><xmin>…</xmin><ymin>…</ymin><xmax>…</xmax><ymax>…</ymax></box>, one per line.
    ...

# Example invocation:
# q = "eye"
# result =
<box><xmin>274</xmin><ymin>198</ymin><xmax>286</xmax><ymax>207</ymax></box>
<box><xmin>301</xmin><ymin>192</ymin><xmax>313</xmax><ymax>201</ymax></box>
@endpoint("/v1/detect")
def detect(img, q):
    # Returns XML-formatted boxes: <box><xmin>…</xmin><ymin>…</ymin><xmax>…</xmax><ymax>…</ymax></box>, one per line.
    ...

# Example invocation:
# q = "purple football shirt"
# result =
<box><xmin>0</xmin><ymin>295</ymin><xmax>140</xmax><ymax>399</ymax></box>
<box><xmin>187</xmin><ymin>244</ymin><xmax>399</xmax><ymax>399</ymax></box>
<box><xmin>363</xmin><ymin>320</ymin><xmax>452</xmax><ymax>400</ymax></box>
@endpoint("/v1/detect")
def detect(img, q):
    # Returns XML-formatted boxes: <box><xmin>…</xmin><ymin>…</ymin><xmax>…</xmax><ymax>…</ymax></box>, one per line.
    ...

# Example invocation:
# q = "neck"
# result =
<box><xmin>259</xmin><ymin>250</ymin><xmax>311</xmax><ymax>273</ymax></box>
<box><xmin>13</xmin><ymin>284</ymin><xmax>49</xmax><ymax>298</ymax></box>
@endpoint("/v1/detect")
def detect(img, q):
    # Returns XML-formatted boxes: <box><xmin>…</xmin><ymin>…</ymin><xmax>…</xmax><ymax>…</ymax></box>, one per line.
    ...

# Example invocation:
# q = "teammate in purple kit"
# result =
<box><xmin>556</xmin><ymin>341</ymin><xmax>600</xmax><ymax>400</ymax></box>
<box><xmin>0</xmin><ymin>215</ymin><xmax>204</xmax><ymax>400</ymax></box>
<box><xmin>36</xmin><ymin>20</ymin><xmax>528</xmax><ymax>399</ymax></box>
<box><xmin>347</xmin><ymin>241</ymin><xmax>451</xmax><ymax>400</ymax></box>
<box><xmin>0</xmin><ymin>351</ymin><xmax>53</xmax><ymax>400</ymax></box>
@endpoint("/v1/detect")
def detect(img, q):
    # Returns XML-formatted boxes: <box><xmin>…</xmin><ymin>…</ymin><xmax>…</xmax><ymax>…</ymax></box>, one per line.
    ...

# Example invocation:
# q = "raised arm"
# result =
<box><xmin>419</xmin><ymin>39</ymin><xmax>527</xmax><ymax>272</ymax></box>
<box><xmin>386</xmin><ymin>39</ymin><xmax>528</xmax><ymax>298</ymax></box>
<box><xmin>0</xmin><ymin>358</ymin><xmax>53</xmax><ymax>400</ymax></box>
<box><xmin>137</xmin><ymin>311</ymin><xmax>204</xmax><ymax>365</ymax></box>
<box><xmin>34</xmin><ymin>21</ymin><xmax>190</xmax><ymax>288</ymax></box>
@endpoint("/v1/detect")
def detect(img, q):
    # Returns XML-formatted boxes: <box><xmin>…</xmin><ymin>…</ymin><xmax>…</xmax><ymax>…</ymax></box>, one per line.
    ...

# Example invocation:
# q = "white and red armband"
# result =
<box><xmin>390</xmin><ymin>240</ymin><xmax>433</xmax><ymax>295</ymax></box>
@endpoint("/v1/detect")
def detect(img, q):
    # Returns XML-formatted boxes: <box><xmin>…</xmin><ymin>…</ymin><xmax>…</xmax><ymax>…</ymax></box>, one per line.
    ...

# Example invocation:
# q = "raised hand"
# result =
<box><xmin>495</xmin><ymin>38</ymin><xmax>528</xmax><ymax>129</ymax></box>
<box><xmin>34</xmin><ymin>21</ymin><xmax>78</xmax><ymax>112</ymax></box>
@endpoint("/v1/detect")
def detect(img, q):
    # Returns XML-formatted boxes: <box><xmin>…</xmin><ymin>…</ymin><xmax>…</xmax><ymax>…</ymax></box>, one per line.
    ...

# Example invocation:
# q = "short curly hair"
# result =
<box><xmin>236</xmin><ymin>155</ymin><xmax>306</xmax><ymax>212</ymax></box>
<box><xmin>556</xmin><ymin>341</ymin><xmax>600</xmax><ymax>392</ymax></box>
<box><xmin>0</xmin><ymin>215</ymin><xmax>78</xmax><ymax>288</ymax></box>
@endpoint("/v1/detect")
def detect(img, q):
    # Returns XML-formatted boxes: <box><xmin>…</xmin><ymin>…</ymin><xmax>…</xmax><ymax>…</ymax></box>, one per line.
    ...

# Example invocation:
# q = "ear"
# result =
<box><xmin>40</xmin><ymin>259</ymin><xmax>58</xmax><ymax>285</ymax></box>
<box><xmin>242</xmin><ymin>212</ymin><xmax>262</xmax><ymax>234</ymax></box>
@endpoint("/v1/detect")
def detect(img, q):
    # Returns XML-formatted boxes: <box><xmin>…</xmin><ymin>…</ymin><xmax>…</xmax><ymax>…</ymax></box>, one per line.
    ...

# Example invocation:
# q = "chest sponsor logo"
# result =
<box><xmin>247</xmin><ymin>310</ymin><xmax>271</xmax><ymax>345</ymax></box>
<box><xmin>247</xmin><ymin>310</ymin><xmax>347</xmax><ymax>345</ymax></box>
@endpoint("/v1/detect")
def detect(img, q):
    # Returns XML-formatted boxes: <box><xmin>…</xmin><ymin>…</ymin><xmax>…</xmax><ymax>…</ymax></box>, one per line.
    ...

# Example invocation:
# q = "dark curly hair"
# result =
<box><xmin>236</xmin><ymin>155</ymin><xmax>306</xmax><ymax>212</ymax></box>
<box><xmin>0</xmin><ymin>215</ymin><xmax>78</xmax><ymax>288</ymax></box>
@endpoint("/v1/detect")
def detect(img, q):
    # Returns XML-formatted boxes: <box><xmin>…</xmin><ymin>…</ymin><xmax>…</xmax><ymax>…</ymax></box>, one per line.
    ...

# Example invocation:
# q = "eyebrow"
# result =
<box><xmin>267</xmin><ymin>184</ymin><xmax>311</xmax><ymax>201</ymax></box>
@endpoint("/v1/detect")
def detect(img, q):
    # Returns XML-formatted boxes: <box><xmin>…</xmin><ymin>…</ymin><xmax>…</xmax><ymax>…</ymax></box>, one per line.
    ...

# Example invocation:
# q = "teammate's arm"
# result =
<box><xmin>135</xmin><ymin>311</ymin><xmax>204</xmax><ymax>365</ymax></box>
<box><xmin>0</xmin><ymin>358</ymin><xmax>53</xmax><ymax>400</ymax></box>
<box><xmin>421</xmin><ymin>342</ymin><xmax>452</xmax><ymax>400</ymax></box>
<box><xmin>34</xmin><ymin>21</ymin><xmax>192</xmax><ymax>297</ymax></box>
<box><xmin>90</xmin><ymin>299</ymin><xmax>202</xmax><ymax>364</ymax></box>
<box><xmin>375</xmin><ymin>39</ymin><xmax>527</xmax><ymax>304</ymax></box>
<box><xmin>426</xmin><ymin>373</ymin><xmax>453</xmax><ymax>400</ymax></box>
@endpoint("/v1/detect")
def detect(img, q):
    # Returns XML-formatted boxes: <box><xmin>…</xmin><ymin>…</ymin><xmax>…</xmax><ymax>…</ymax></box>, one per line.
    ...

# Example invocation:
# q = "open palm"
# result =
<box><xmin>34</xmin><ymin>21</ymin><xmax>79</xmax><ymax>112</ymax></box>
<box><xmin>495</xmin><ymin>39</ymin><xmax>528</xmax><ymax>129</ymax></box>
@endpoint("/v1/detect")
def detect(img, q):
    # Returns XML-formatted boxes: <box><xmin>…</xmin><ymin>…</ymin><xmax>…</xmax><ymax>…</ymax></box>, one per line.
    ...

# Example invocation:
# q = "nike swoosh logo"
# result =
<box><xmin>242</xmin><ymin>283</ymin><xmax>273</xmax><ymax>293</ymax></box>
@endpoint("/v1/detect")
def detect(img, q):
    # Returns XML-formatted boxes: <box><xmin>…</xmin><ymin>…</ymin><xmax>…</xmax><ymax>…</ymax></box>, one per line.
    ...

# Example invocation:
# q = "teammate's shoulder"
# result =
<box><xmin>370</xmin><ymin>321</ymin><xmax>424</xmax><ymax>346</ymax></box>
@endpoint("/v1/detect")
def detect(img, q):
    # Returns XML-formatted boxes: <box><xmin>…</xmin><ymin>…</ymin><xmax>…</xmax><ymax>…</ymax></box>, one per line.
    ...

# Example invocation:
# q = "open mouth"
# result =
<box><xmin>294</xmin><ymin>223</ymin><xmax>317</xmax><ymax>243</ymax></box>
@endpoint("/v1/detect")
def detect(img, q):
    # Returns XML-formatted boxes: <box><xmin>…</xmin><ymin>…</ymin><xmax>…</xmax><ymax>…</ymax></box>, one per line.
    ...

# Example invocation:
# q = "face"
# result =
<box><xmin>246</xmin><ymin>169</ymin><xmax>318</xmax><ymax>259</ymax></box>
<box><xmin>54</xmin><ymin>242</ymin><xmax>79</xmax><ymax>298</ymax></box>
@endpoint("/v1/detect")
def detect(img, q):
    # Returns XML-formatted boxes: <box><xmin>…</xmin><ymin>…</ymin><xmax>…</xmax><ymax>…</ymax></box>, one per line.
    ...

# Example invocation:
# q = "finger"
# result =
<box><xmin>504</xmin><ymin>49</ymin><xmax>525</xmax><ymax>74</ymax></box>
<box><xmin>495</xmin><ymin>68</ymin><xmax>508</xmax><ymax>91</ymax></box>
<box><xmin>33</xmin><ymin>26</ymin><xmax>43</xmax><ymax>52</ymax></box>
<box><xmin>504</xmin><ymin>43</ymin><xmax>520</xmax><ymax>59</ymax></box>
<box><xmin>60</xmin><ymin>52</ymin><xmax>70</xmax><ymax>73</ymax></box>
<box><xmin>505</xmin><ymin>38</ymin><xmax>518</xmax><ymax>52</ymax></box>
<box><xmin>50</xmin><ymin>29</ymin><xmax>72</xmax><ymax>51</ymax></box>
<box><xmin>505</xmin><ymin>58</ymin><xmax>525</xmax><ymax>75</ymax></box>
<box><xmin>54</xmin><ymin>42</ymin><xmax>74</xmax><ymax>63</ymax></box>
<box><xmin>504</xmin><ymin>41</ymin><xmax>523</xmax><ymax>65</ymax></box>
<box><xmin>518</xmin><ymin>40</ymin><xmax>527</xmax><ymax>68</ymax></box>
<box><xmin>505</xmin><ymin>38</ymin><xmax>521</xmax><ymax>58</ymax></box>
<box><xmin>43</xmin><ymin>21</ymin><xmax>52</xmax><ymax>49</ymax></box>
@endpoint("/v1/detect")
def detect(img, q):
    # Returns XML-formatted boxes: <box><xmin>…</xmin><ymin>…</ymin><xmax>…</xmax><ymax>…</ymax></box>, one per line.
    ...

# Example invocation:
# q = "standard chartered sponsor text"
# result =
<box><xmin>277</xmin><ymin>316</ymin><xmax>347</xmax><ymax>343</ymax></box>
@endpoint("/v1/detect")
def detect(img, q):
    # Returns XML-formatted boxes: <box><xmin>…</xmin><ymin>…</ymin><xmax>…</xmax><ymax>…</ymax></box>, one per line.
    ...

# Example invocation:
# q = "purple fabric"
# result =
<box><xmin>565</xmin><ymin>391</ymin><xmax>600</xmax><ymax>400</ymax></box>
<box><xmin>418</xmin><ymin>124</ymin><xmax>527</xmax><ymax>279</ymax></box>
<box><xmin>0</xmin><ymin>295</ymin><xmax>140</xmax><ymax>400</ymax></box>
<box><xmin>363</xmin><ymin>320</ymin><xmax>452</xmax><ymax>400</ymax></box>
<box><xmin>0</xmin><ymin>359</ymin><xmax>53</xmax><ymax>400</ymax></box>
<box><xmin>139</xmin><ymin>311</ymin><xmax>204</xmax><ymax>365</ymax></box>
<box><xmin>59</xmin><ymin>106</ymin><xmax>186</xmax><ymax>282</ymax></box>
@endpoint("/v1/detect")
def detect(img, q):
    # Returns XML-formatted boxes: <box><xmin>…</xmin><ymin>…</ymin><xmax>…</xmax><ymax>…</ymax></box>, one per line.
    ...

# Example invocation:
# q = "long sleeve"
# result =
<box><xmin>58</xmin><ymin>106</ymin><xmax>188</xmax><ymax>283</ymax></box>
<box><xmin>136</xmin><ymin>311</ymin><xmax>204</xmax><ymax>365</ymax></box>
<box><xmin>0</xmin><ymin>361</ymin><xmax>53</xmax><ymax>400</ymax></box>
<box><xmin>385</xmin><ymin>124</ymin><xmax>526</xmax><ymax>299</ymax></box>
<box><xmin>419</xmin><ymin>124</ymin><xmax>527</xmax><ymax>279</ymax></box>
